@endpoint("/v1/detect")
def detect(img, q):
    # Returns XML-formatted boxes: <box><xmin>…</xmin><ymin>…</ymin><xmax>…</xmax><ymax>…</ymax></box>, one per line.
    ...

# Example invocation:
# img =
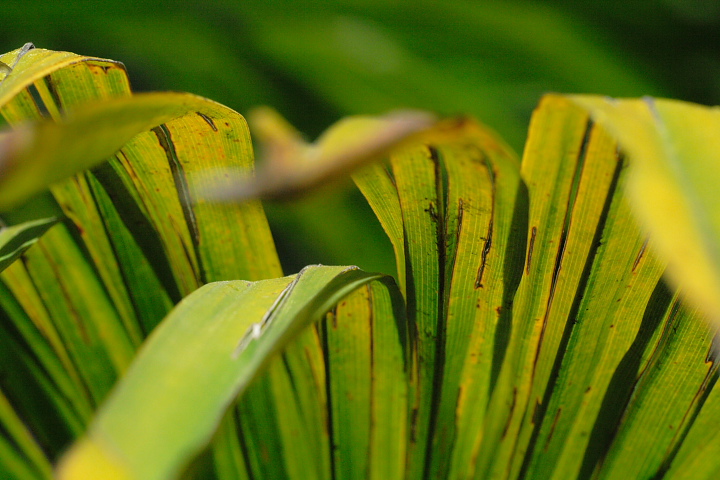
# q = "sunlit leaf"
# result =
<box><xmin>1</xmin><ymin>44</ymin><xmax>719</xmax><ymax>480</ymax></box>
<box><xmin>56</xmin><ymin>265</ymin><xmax>400</xmax><ymax>480</ymax></box>
<box><xmin>0</xmin><ymin>44</ymin><xmax>281</xmax><ymax>479</ymax></box>
<box><xmin>0</xmin><ymin>92</ymin><xmax>257</xmax><ymax>212</ymax></box>
<box><xmin>569</xmin><ymin>95</ymin><xmax>720</xmax><ymax>331</ymax></box>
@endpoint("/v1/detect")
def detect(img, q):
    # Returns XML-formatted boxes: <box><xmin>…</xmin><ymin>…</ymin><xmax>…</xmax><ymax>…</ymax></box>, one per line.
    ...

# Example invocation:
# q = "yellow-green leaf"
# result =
<box><xmin>568</xmin><ymin>95</ymin><xmax>720</xmax><ymax>331</ymax></box>
<box><xmin>0</xmin><ymin>92</ymin><xmax>251</xmax><ymax>212</ymax></box>
<box><xmin>0</xmin><ymin>45</ymin><xmax>282</xmax><ymax>479</ymax></box>
<box><xmin>56</xmin><ymin>265</ymin><xmax>400</xmax><ymax>480</ymax></box>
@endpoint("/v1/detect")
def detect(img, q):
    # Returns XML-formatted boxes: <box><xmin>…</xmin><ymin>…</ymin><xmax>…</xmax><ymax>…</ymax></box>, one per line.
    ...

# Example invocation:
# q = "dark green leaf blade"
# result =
<box><xmin>0</xmin><ymin>216</ymin><xmax>56</xmax><ymax>272</ymax></box>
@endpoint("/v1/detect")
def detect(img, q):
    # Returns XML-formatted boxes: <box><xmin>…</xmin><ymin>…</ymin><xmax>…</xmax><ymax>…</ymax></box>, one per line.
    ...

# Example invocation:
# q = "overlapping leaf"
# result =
<box><xmin>0</xmin><ymin>45</ymin><xmax>281</xmax><ymax>479</ymax></box>
<box><xmin>56</xmin><ymin>266</ymin><xmax>405</xmax><ymax>480</ymax></box>
<box><xmin>0</xmin><ymin>217</ymin><xmax>56</xmax><ymax>272</ymax></box>
<box><xmin>1</xmin><ymin>44</ymin><xmax>719</xmax><ymax>480</ymax></box>
<box><xmin>0</xmin><ymin>46</ymin><xmax>408</xmax><ymax>480</ymax></box>
<box><xmin>569</xmin><ymin>96</ymin><xmax>720</xmax><ymax>333</ymax></box>
<box><xmin>354</xmin><ymin>96</ymin><xmax>717</xmax><ymax>479</ymax></box>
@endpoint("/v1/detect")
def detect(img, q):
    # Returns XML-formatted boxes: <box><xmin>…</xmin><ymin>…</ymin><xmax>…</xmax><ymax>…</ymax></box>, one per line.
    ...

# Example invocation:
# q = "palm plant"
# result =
<box><xmin>0</xmin><ymin>44</ymin><xmax>719</xmax><ymax>480</ymax></box>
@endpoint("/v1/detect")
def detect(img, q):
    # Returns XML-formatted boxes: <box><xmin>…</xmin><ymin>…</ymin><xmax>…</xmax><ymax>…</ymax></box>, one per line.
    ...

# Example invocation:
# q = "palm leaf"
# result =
<box><xmin>569</xmin><ymin>96</ymin><xmax>720</xmax><ymax>331</ymax></box>
<box><xmin>56</xmin><ymin>266</ymin><xmax>403</xmax><ymax>480</ymax></box>
<box><xmin>0</xmin><ymin>46</ymin><xmax>281</xmax><ymax>478</ymax></box>
<box><xmin>0</xmin><ymin>45</ymin><xmax>718</xmax><ymax>480</ymax></box>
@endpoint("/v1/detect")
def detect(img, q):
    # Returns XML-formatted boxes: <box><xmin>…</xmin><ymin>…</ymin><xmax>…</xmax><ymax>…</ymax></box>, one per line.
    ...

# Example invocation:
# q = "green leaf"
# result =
<box><xmin>0</xmin><ymin>44</ymin><xmax>129</xmax><ymax>113</ymax></box>
<box><xmin>665</xmin><ymin>367</ymin><xmax>720</xmax><ymax>479</ymax></box>
<box><xmin>351</xmin><ymin>95</ymin><xmax>715</xmax><ymax>479</ymax></box>
<box><xmin>324</xmin><ymin>281</ymin><xmax>408</xmax><ymax>480</ymax></box>
<box><xmin>0</xmin><ymin>92</ymin><xmax>255</xmax><ymax>212</ymax></box>
<box><xmin>0</xmin><ymin>388</ymin><xmax>52</xmax><ymax>480</ymax></box>
<box><xmin>352</xmin><ymin>162</ymin><xmax>405</xmax><ymax>293</ymax></box>
<box><xmin>2</xmin><ymin>223</ymin><xmax>136</xmax><ymax>404</ymax></box>
<box><xmin>56</xmin><ymin>265</ymin><xmax>401</xmax><ymax>480</ymax></box>
<box><xmin>428</xmin><ymin>121</ymin><xmax>525</xmax><ymax>479</ymax></box>
<box><xmin>472</xmin><ymin>95</ymin><xmax>713</xmax><ymax>479</ymax></box>
<box><xmin>0</xmin><ymin>44</ymin><xmax>282</xmax><ymax>478</ymax></box>
<box><xmin>596</xmin><ymin>300</ymin><xmax>715</xmax><ymax>479</ymax></box>
<box><xmin>568</xmin><ymin>95</ymin><xmax>720</xmax><ymax>333</ymax></box>
<box><xmin>3</xmin><ymin>44</ymin><xmax>720</xmax><ymax>480</ymax></box>
<box><xmin>0</xmin><ymin>216</ymin><xmax>56</xmax><ymax>272</ymax></box>
<box><xmin>354</xmin><ymin>117</ymin><xmax>525</xmax><ymax>478</ymax></box>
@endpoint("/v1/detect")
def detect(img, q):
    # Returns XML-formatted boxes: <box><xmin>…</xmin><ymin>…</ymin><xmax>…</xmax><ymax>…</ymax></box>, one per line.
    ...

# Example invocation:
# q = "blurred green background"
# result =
<box><xmin>2</xmin><ymin>0</ymin><xmax>716</xmax><ymax>276</ymax></box>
